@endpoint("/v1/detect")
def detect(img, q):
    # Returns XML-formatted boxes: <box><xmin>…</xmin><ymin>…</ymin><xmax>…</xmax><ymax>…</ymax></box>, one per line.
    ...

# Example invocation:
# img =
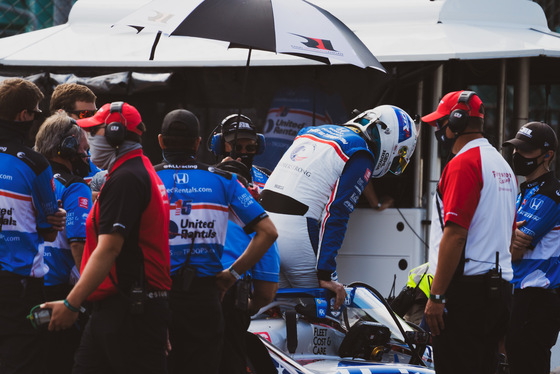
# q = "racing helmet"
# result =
<box><xmin>345</xmin><ymin>105</ymin><xmax>418</xmax><ymax>178</ymax></box>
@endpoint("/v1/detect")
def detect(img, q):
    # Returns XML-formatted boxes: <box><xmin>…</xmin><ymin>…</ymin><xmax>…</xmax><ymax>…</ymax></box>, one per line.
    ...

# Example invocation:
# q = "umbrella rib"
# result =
<box><xmin>149</xmin><ymin>31</ymin><xmax>163</xmax><ymax>61</ymax></box>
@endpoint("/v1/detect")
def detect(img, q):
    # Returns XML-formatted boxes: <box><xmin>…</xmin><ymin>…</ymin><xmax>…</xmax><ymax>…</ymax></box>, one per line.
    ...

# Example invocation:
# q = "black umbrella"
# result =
<box><xmin>116</xmin><ymin>0</ymin><xmax>385</xmax><ymax>71</ymax></box>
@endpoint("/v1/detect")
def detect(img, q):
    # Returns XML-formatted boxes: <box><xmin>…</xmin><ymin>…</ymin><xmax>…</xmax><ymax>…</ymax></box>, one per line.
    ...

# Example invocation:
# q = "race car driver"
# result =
<box><xmin>259</xmin><ymin>105</ymin><xmax>418</xmax><ymax>308</ymax></box>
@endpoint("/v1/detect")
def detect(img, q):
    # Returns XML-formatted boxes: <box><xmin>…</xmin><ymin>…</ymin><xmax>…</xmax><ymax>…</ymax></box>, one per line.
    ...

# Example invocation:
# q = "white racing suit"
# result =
<box><xmin>260</xmin><ymin>125</ymin><xmax>374</xmax><ymax>288</ymax></box>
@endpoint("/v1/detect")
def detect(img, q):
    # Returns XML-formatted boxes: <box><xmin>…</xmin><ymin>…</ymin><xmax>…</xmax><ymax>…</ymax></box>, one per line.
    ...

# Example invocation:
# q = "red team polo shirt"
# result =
<box><xmin>82</xmin><ymin>149</ymin><xmax>171</xmax><ymax>301</ymax></box>
<box><xmin>429</xmin><ymin>138</ymin><xmax>517</xmax><ymax>281</ymax></box>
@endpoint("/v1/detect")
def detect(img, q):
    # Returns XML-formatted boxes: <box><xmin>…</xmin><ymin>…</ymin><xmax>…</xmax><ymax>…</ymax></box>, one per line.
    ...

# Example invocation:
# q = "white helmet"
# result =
<box><xmin>345</xmin><ymin>105</ymin><xmax>418</xmax><ymax>178</ymax></box>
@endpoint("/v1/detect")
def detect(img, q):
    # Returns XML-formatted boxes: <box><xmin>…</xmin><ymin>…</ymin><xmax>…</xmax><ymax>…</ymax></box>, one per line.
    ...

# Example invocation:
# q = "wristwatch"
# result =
<box><xmin>228</xmin><ymin>267</ymin><xmax>241</xmax><ymax>280</ymax></box>
<box><xmin>429</xmin><ymin>293</ymin><xmax>446</xmax><ymax>304</ymax></box>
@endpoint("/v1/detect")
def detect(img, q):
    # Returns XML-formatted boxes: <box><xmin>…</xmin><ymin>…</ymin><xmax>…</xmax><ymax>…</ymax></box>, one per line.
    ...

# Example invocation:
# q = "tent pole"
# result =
<box><xmin>425</xmin><ymin>64</ymin><xmax>443</xmax><ymax>259</ymax></box>
<box><xmin>497</xmin><ymin>59</ymin><xmax>507</xmax><ymax>155</ymax></box>
<box><xmin>514</xmin><ymin>58</ymin><xmax>530</xmax><ymax>131</ymax></box>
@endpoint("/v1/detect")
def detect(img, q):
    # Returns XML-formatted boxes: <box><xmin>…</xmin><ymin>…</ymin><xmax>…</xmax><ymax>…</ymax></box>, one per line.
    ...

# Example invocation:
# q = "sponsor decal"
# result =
<box><xmin>519</xmin><ymin>127</ymin><xmax>533</xmax><ymax>138</ymax></box>
<box><xmin>170</xmin><ymin>199</ymin><xmax>192</xmax><ymax>215</ymax></box>
<box><xmin>0</xmin><ymin>147</ymin><xmax>6</xmax><ymax>152</ymax></box>
<box><xmin>492</xmin><ymin>171</ymin><xmax>513</xmax><ymax>184</ymax></box>
<box><xmin>167</xmin><ymin>186</ymin><xmax>212</xmax><ymax>194</ymax></box>
<box><xmin>254</xmin><ymin>332</ymin><xmax>271</xmax><ymax>342</ymax></box>
<box><xmin>78</xmin><ymin>197</ymin><xmax>89</xmax><ymax>209</ymax></box>
<box><xmin>148</xmin><ymin>11</ymin><xmax>173</xmax><ymax>24</ymax></box>
<box><xmin>364</xmin><ymin>168</ymin><xmax>371</xmax><ymax>180</ymax></box>
<box><xmin>289</xmin><ymin>142</ymin><xmax>316</xmax><ymax>162</ymax></box>
<box><xmin>177</xmin><ymin>218</ymin><xmax>217</xmax><ymax>239</ymax></box>
<box><xmin>396</xmin><ymin>109</ymin><xmax>412</xmax><ymax>141</ymax></box>
<box><xmin>173</xmin><ymin>172</ymin><xmax>189</xmax><ymax>184</ymax></box>
<box><xmin>376</xmin><ymin>150</ymin><xmax>390</xmax><ymax>171</ymax></box>
<box><xmin>530</xmin><ymin>198</ymin><xmax>544</xmax><ymax>210</ymax></box>
<box><xmin>292</xmin><ymin>34</ymin><xmax>336</xmax><ymax>52</ymax></box>
<box><xmin>0</xmin><ymin>208</ymin><xmax>16</xmax><ymax>229</ymax></box>
<box><xmin>312</xmin><ymin>326</ymin><xmax>331</xmax><ymax>355</ymax></box>
<box><xmin>278</xmin><ymin>161</ymin><xmax>312</xmax><ymax>177</ymax></box>
<box><xmin>0</xmin><ymin>174</ymin><xmax>13</xmax><ymax>181</ymax></box>
<box><xmin>51</xmin><ymin>177</ymin><xmax>55</xmax><ymax>191</ymax></box>
<box><xmin>238</xmin><ymin>192</ymin><xmax>255</xmax><ymax>208</ymax></box>
<box><xmin>17</xmin><ymin>152</ymin><xmax>25</xmax><ymax>159</ymax></box>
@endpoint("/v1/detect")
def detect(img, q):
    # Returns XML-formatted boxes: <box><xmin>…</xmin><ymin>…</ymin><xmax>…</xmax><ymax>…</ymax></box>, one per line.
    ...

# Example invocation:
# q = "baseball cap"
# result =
<box><xmin>77</xmin><ymin>102</ymin><xmax>143</xmax><ymax>135</ymax></box>
<box><xmin>161</xmin><ymin>109</ymin><xmax>199</xmax><ymax>138</ymax></box>
<box><xmin>222</xmin><ymin>114</ymin><xmax>257</xmax><ymax>142</ymax></box>
<box><xmin>503</xmin><ymin>121</ymin><xmax>558</xmax><ymax>152</ymax></box>
<box><xmin>421</xmin><ymin>90</ymin><xmax>484</xmax><ymax>127</ymax></box>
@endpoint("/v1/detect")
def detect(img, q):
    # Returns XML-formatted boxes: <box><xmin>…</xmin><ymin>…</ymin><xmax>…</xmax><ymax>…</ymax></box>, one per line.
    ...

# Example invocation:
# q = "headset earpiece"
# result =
<box><xmin>58</xmin><ymin>121</ymin><xmax>79</xmax><ymax>159</ymax></box>
<box><xmin>256</xmin><ymin>134</ymin><xmax>266</xmax><ymax>155</ymax></box>
<box><xmin>448</xmin><ymin>91</ymin><xmax>475</xmax><ymax>134</ymax></box>
<box><xmin>545</xmin><ymin>153</ymin><xmax>550</xmax><ymax>158</ymax></box>
<box><xmin>104</xmin><ymin>101</ymin><xmax>127</xmax><ymax>148</ymax></box>
<box><xmin>210</xmin><ymin>133</ymin><xmax>224</xmax><ymax>156</ymax></box>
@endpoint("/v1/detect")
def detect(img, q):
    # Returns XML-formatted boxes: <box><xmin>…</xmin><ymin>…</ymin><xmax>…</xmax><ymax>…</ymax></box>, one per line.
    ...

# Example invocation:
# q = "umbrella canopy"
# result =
<box><xmin>114</xmin><ymin>0</ymin><xmax>385</xmax><ymax>71</ymax></box>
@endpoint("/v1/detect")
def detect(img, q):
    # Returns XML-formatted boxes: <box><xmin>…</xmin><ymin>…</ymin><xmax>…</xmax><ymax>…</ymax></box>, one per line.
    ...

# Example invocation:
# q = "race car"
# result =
<box><xmin>249</xmin><ymin>283</ymin><xmax>435</xmax><ymax>373</ymax></box>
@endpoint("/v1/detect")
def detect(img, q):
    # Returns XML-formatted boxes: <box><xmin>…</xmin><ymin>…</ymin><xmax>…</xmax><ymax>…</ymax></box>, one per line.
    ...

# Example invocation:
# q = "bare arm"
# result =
<box><xmin>70</xmin><ymin>242</ymin><xmax>85</xmax><ymax>269</ymax></box>
<box><xmin>424</xmin><ymin>222</ymin><xmax>467</xmax><ymax>335</ymax></box>
<box><xmin>249</xmin><ymin>280</ymin><xmax>279</xmax><ymax>314</ymax></box>
<box><xmin>44</xmin><ymin>232</ymin><xmax>124</xmax><ymax>331</ymax></box>
<box><xmin>362</xmin><ymin>180</ymin><xmax>394</xmax><ymax>211</ymax></box>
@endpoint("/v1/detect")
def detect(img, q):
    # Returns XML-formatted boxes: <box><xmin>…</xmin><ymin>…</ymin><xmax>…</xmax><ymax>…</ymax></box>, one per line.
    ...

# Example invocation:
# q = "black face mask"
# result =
<box><xmin>71</xmin><ymin>155</ymin><xmax>91</xmax><ymax>178</ymax></box>
<box><xmin>512</xmin><ymin>152</ymin><xmax>545</xmax><ymax>176</ymax></box>
<box><xmin>435</xmin><ymin>124</ymin><xmax>456</xmax><ymax>154</ymax></box>
<box><xmin>225</xmin><ymin>152</ymin><xmax>254</xmax><ymax>170</ymax></box>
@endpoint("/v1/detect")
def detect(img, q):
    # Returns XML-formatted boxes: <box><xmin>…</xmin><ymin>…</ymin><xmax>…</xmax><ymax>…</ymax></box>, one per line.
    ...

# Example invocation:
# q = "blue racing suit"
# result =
<box><xmin>507</xmin><ymin>171</ymin><xmax>560</xmax><ymax>374</ymax></box>
<box><xmin>260</xmin><ymin>125</ymin><xmax>374</xmax><ymax>287</ymax></box>
<box><xmin>511</xmin><ymin>171</ymin><xmax>560</xmax><ymax>289</ymax></box>
<box><xmin>44</xmin><ymin>162</ymin><xmax>91</xmax><ymax>286</ymax></box>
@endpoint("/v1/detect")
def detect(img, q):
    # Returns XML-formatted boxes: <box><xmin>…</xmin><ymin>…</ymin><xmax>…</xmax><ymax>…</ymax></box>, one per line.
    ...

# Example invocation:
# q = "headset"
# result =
<box><xmin>448</xmin><ymin>91</ymin><xmax>476</xmax><ymax>134</ymax></box>
<box><xmin>58</xmin><ymin>119</ymin><xmax>79</xmax><ymax>159</ymax></box>
<box><xmin>210</xmin><ymin>114</ymin><xmax>265</xmax><ymax>156</ymax></box>
<box><xmin>104</xmin><ymin>101</ymin><xmax>127</xmax><ymax>148</ymax></box>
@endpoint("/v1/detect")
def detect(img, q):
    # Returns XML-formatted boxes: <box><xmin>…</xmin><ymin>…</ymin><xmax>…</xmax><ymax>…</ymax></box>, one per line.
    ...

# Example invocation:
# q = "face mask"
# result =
<box><xmin>87</xmin><ymin>133</ymin><xmax>116</xmax><ymax>170</ymax></box>
<box><xmin>435</xmin><ymin>124</ymin><xmax>456</xmax><ymax>154</ymax></box>
<box><xmin>512</xmin><ymin>152</ymin><xmax>544</xmax><ymax>176</ymax></box>
<box><xmin>225</xmin><ymin>152</ymin><xmax>254</xmax><ymax>170</ymax></box>
<box><xmin>71</xmin><ymin>156</ymin><xmax>91</xmax><ymax>178</ymax></box>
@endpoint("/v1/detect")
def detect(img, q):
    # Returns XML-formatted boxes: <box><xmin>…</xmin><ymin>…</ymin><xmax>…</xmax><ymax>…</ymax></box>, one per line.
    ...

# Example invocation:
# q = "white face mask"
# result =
<box><xmin>87</xmin><ymin>133</ymin><xmax>116</xmax><ymax>170</ymax></box>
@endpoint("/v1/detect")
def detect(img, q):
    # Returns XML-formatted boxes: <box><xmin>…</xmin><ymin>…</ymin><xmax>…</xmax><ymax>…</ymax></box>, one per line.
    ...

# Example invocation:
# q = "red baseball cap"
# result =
<box><xmin>77</xmin><ymin>102</ymin><xmax>143</xmax><ymax>135</ymax></box>
<box><xmin>421</xmin><ymin>90</ymin><xmax>484</xmax><ymax>127</ymax></box>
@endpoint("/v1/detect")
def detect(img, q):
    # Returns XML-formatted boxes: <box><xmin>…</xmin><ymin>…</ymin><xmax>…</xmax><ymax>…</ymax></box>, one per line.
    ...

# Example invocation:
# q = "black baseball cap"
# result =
<box><xmin>503</xmin><ymin>121</ymin><xmax>558</xmax><ymax>152</ymax></box>
<box><xmin>222</xmin><ymin>114</ymin><xmax>257</xmax><ymax>142</ymax></box>
<box><xmin>161</xmin><ymin>109</ymin><xmax>199</xmax><ymax>138</ymax></box>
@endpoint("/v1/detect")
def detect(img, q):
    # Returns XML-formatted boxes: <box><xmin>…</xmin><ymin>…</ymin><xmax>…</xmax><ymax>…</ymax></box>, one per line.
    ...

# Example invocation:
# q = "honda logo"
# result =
<box><xmin>173</xmin><ymin>173</ymin><xmax>189</xmax><ymax>184</ymax></box>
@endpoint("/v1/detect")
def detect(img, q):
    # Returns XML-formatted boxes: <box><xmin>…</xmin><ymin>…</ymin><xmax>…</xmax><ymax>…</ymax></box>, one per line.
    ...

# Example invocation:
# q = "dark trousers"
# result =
<box><xmin>506</xmin><ymin>287</ymin><xmax>560</xmax><ymax>374</ymax></box>
<box><xmin>219</xmin><ymin>287</ymin><xmax>251</xmax><ymax>374</ymax></box>
<box><xmin>168</xmin><ymin>277</ymin><xmax>224</xmax><ymax>374</ymax></box>
<box><xmin>432</xmin><ymin>275</ymin><xmax>512</xmax><ymax>374</ymax></box>
<box><xmin>72</xmin><ymin>294</ymin><xmax>169</xmax><ymax>374</ymax></box>
<box><xmin>0</xmin><ymin>273</ymin><xmax>45</xmax><ymax>374</ymax></box>
<box><xmin>44</xmin><ymin>284</ymin><xmax>83</xmax><ymax>374</ymax></box>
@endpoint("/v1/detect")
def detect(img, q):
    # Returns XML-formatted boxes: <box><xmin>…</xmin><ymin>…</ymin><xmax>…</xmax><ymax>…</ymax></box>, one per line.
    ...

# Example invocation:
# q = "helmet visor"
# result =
<box><xmin>389</xmin><ymin>146</ymin><xmax>409</xmax><ymax>175</ymax></box>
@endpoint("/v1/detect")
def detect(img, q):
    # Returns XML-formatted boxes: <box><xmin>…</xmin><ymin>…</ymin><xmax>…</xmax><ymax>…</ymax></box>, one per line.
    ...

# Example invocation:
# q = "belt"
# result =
<box><xmin>259</xmin><ymin>190</ymin><xmax>309</xmax><ymax>216</ymax></box>
<box><xmin>146</xmin><ymin>290</ymin><xmax>168</xmax><ymax>299</ymax></box>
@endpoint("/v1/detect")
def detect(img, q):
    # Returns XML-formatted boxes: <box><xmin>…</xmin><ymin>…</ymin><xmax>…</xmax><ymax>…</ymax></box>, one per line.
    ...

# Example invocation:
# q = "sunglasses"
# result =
<box><xmin>233</xmin><ymin>144</ymin><xmax>258</xmax><ymax>153</ymax></box>
<box><xmin>435</xmin><ymin>116</ymin><xmax>449</xmax><ymax>130</ymax></box>
<box><xmin>68</xmin><ymin>110</ymin><xmax>97</xmax><ymax>119</ymax></box>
